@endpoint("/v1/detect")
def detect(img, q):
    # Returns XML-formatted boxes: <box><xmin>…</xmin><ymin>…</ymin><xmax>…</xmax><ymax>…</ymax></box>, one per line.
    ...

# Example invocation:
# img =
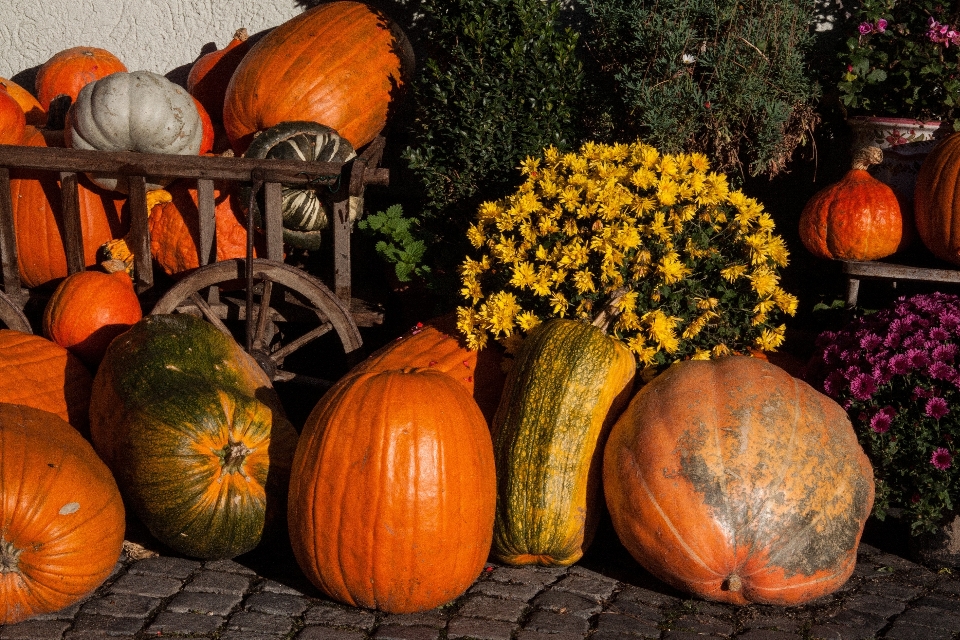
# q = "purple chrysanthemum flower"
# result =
<box><xmin>870</xmin><ymin>410</ymin><xmax>893</xmax><ymax>433</ymax></box>
<box><xmin>872</xmin><ymin>362</ymin><xmax>892</xmax><ymax>385</ymax></box>
<box><xmin>929</xmin><ymin>361</ymin><xmax>956</xmax><ymax>381</ymax></box>
<box><xmin>929</xmin><ymin>326</ymin><xmax>950</xmax><ymax>342</ymax></box>
<box><xmin>860</xmin><ymin>333</ymin><xmax>883</xmax><ymax>352</ymax></box>
<box><xmin>931</xmin><ymin>447</ymin><xmax>953</xmax><ymax>470</ymax></box>
<box><xmin>914</xmin><ymin>386</ymin><xmax>933</xmax><ymax>399</ymax></box>
<box><xmin>908</xmin><ymin>348</ymin><xmax>930</xmax><ymax>369</ymax></box>
<box><xmin>934</xmin><ymin>344</ymin><xmax>959</xmax><ymax>362</ymax></box>
<box><xmin>889</xmin><ymin>353</ymin><xmax>911</xmax><ymax>374</ymax></box>
<box><xmin>926</xmin><ymin>396</ymin><xmax>949</xmax><ymax>419</ymax></box>
<box><xmin>851</xmin><ymin>373</ymin><xmax>877</xmax><ymax>400</ymax></box>
<box><xmin>941</xmin><ymin>313</ymin><xmax>960</xmax><ymax>331</ymax></box>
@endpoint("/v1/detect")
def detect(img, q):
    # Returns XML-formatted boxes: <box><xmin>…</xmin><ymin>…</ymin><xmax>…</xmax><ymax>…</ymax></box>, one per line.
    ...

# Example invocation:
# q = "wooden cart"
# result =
<box><xmin>0</xmin><ymin>137</ymin><xmax>390</xmax><ymax>385</ymax></box>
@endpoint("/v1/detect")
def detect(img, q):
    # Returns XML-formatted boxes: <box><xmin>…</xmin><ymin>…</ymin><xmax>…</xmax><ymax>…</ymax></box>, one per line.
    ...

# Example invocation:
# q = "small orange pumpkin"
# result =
<box><xmin>798</xmin><ymin>146</ymin><xmax>905</xmax><ymax>261</ymax></box>
<box><xmin>0</xmin><ymin>77</ymin><xmax>45</xmax><ymax>126</ymax></box>
<box><xmin>34</xmin><ymin>46</ymin><xmax>127</xmax><ymax>111</ymax></box>
<box><xmin>0</xmin><ymin>85</ymin><xmax>26</xmax><ymax>145</ymax></box>
<box><xmin>43</xmin><ymin>269</ymin><xmax>143</xmax><ymax>367</ymax></box>
<box><xmin>187</xmin><ymin>28</ymin><xmax>251</xmax><ymax>124</ymax></box>
<box><xmin>0</xmin><ymin>329</ymin><xmax>93</xmax><ymax>436</ymax></box>
<box><xmin>914</xmin><ymin>132</ymin><xmax>960</xmax><ymax>264</ymax></box>
<box><xmin>0</xmin><ymin>403</ymin><xmax>125</xmax><ymax>624</ymax></box>
<box><xmin>603</xmin><ymin>356</ymin><xmax>874</xmax><ymax>606</ymax></box>
<box><xmin>288</xmin><ymin>367</ymin><xmax>496</xmax><ymax>613</ymax></box>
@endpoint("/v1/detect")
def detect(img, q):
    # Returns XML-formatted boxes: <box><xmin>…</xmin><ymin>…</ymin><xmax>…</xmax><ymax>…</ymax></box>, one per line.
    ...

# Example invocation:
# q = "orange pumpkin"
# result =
<box><xmin>352</xmin><ymin>312</ymin><xmax>507</xmax><ymax>424</ymax></box>
<box><xmin>0</xmin><ymin>330</ymin><xmax>93</xmax><ymax>436</ymax></box>
<box><xmin>192</xmin><ymin>96</ymin><xmax>215</xmax><ymax>155</ymax></box>
<box><xmin>798</xmin><ymin>146</ymin><xmax>905</xmax><ymax>261</ymax></box>
<box><xmin>0</xmin><ymin>403</ymin><xmax>125</xmax><ymax>624</ymax></box>
<box><xmin>603</xmin><ymin>356</ymin><xmax>875</xmax><ymax>606</ymax></box>
<box><xmin>0</xmin><ymin>85</ymin><xmax>26</xmax><ymax>145</ymax></box>
<box><xmin>42</xmin><ymin>270</ymin><xmax>142</xmax><ymax>367</ymax></box>
<box><xmin>223</xmin><ymin>1</ymin><xmax>414</xmax><ymax>153</ymax></box>
<box><xmin>188</xmin><ymin>28</ymin><xmax>251</xmax><ymax>124</ymax></box>
<box><xmin>34</xmin><ymin>46</ymin><xmax>127</xmax><ymax>111</ymax></box>
<box><xmin>10</xmin><ymin>126</ymin><xmax>127</xmax><ymax>288</ymax></box>
<box><xmin>0</xmin><ymin>77</ymin><xmax>45</xmax><ymax>126</ymax></box>
<box><xmin>148</xmin><ymin>180</ymin><xmax>255</xmax><ymax>276</ymax></box>
<box><xmin>914</xmin><ymin>132</ymin><xmax>960</xmax><ymax>264</ymax></box>
<box><xmin>288</xmin><ymin>367</ymin><xmax>496</xmax><ymax>613</ymax></box>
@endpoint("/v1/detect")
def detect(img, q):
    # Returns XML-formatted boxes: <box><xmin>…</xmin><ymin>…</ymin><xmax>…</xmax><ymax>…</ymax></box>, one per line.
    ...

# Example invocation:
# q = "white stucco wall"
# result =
<box><xmin>0</xmin><ymin>0</ymin><xmax>305</xmax><ymax>84</ymax></box>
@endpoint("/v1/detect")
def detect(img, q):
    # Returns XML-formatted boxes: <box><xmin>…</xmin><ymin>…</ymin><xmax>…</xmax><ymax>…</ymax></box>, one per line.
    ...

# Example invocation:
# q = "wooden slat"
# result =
<box><xmin>197</xmin><ymin>178</ymin><xmax>216</xmax><ymax>266</ymax></box>
<box><xmin>842</xmin><ymin>260</ymin><xmax>960</xmax><ymax>283</ymax></box>
<box><xmin>127</xmin><ymin>176</ymin><xmax>152</xmax><ymax>292</ymax></box>
<box><xmin>0</xmin><ymin>168</ymin><xmax>22</xmax><ymax>306</ymax></box>
<box><xmin>0</xmin><ymin>145</ymin><xmax>344</xmax><ymax>185</ymax></box>
<box><xmin>333</xmin><ymin>195</ymin><xmax>351</xmax><ymax>303</ymax></box>
<box><xmin>59</xmin><ymin>172</ymin><xmax>85</xmax><ymax>275</ymax></box>
<box><xmin>263</xmin><ymin>181</ymin><xmax>284</xmax><ymax>261</ymax></box>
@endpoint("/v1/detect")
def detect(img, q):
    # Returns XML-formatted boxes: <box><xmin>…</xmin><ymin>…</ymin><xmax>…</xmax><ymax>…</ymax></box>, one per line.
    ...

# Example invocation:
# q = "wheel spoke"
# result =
<box><xmin>270</xmin><ymin>321</ymin><xmax>333</xmax><ymax>363</ymax></box>
<box><xmin>188</xmin><ymin>292</ymin><xmax>232</xmax><ymax>337</ymax></box>
<box><xmin>253</xmin><ymin>279</ymin><xmax>274</xmax><ymax>351</ymax></box>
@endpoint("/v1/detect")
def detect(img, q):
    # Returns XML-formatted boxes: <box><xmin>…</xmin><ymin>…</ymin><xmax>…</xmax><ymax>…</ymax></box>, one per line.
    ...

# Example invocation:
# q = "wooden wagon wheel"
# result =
<box><xmin>0</xmin><ymin>290</ymin><xmax>31</xmax><ymax>333</ymax></box>
<box><xmin>150</xmin><ymin>257</ymin><xmax>362</xmax><ymax>386</ymax></box>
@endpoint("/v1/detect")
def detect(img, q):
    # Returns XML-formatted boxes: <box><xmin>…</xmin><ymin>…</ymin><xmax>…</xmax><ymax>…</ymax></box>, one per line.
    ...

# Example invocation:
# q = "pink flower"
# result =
<box><xmin>859</xmin><ymin>21</ymin><xmax>874</xmax><ymax>35</ymax></box>
<box><xmin>926</xmin><ymin>396</ymin><xmax>949</xmax><ymax>419</ymax></box>
<box><xmin>870</xmin><ymin>410</ymin><xmax>893</xmax><ymax>433</ymax></box>
<box><xmin>876</xmin><ymin>18</ymin><xmax>888</xmax><ymax>32</ymax></box>
<box><xmin>931</xmin><ymin>447</ymin><xmax>953</xmax><ymax>470</ymax></box>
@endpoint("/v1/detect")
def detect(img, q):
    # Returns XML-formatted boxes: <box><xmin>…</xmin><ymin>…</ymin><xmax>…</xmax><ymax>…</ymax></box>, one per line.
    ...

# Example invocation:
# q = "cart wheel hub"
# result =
<box><xmin>250</xmin><ymin>348</ymin><xmax>278</xmax><ymax>380</ymax></box>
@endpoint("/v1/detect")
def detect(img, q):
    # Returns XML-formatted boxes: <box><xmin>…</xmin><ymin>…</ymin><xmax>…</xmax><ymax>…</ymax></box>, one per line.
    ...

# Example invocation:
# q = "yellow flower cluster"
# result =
<box><xmin>456</xmin><ymin>139</ymin><xmax>798</xmax><ymax>377</ymax></box>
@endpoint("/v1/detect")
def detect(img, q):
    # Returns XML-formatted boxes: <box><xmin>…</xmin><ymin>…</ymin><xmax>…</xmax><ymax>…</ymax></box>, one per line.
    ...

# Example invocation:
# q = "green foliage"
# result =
<box><xmin>400</xmin><ymin>0</ymin><xmax>586</xmax><ymax>300</ymax></box>
<box><xmin>357</xmin><ymin>205</ymin><xmax>431</xmax><ymax>283</ymax></box>
<box><xmin>577</xmin><ymin>0</ymin><xmax>821</xmax><ymax>178</ymax></box>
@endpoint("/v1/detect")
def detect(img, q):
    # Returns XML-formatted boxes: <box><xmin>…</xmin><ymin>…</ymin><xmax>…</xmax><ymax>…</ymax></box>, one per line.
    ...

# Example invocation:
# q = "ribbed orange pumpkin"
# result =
<box><xmin>0</xmin><ymin>85</ymin><xmax>26</xmax><ymax>145</ymax></box>
<box><xmin>192</xmin><ymin>97</ymin><xmax>215</xmax><ymax>155</ymax></box>
<box><xmin>798</xmin><ymin>146</ymin><xmax>905</xmax><ymax>261</ymax></box>
<box><xmin>223</xmin><ymin>1</ymin><xmax>414</xmax><ymax>153</ymax></box>
<box><xmin>188</xmin><ymin>28</ymin><xmax>251</xmax><ymax>124</ymax></box>
<box><xmin>914</xmin><ymin>132</ymin><xmax>960</xmax><ymax>264</ymax></box>
<box><xmin>288</xmin><ymin>367</ymin><xmax>496</xmax><ymax>613</ymax></box>
<box><xmin>10</xmin><ymin>126</ymin><xmax>127</xmax><ymax>288</ymax></box>
<box><xmin>34</xmin><ymin>46</ymin><xmax>127</xmax><ymax>111</ymax></box>
<box><xmin>603</xmin><ymin>356</ymin><xmax>875</xmax><ymax>606</ymax></box>
<box><xmin>148</xmin><ymin>180</ymin><xmax>254</xmax><ymax>276</ymax></box>
<box><xmin>0</xmin><ymin>77</ymin><xmax>45</xmax><ymax>126</ymax></box>
<box><xmin>0</xmin><ymin>403</ymin><xmax>125</xmax><ymax>624</ymax></box>
<box><xmin>42</xmin><ymin>270</ymin><xmax>142</xmax><ymax>367</ymax></box>
<box><xmin>0</xmin><ymin>330</ymin><xmax>93</xmax><ymax>436</ymax></box>
<box><xmin>352</xmin><ymin>312</ymin><xmax>507</xmax><ymax>424</ymax></box>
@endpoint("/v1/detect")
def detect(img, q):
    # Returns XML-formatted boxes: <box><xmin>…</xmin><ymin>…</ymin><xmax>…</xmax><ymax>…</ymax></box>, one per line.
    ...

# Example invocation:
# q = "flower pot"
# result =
<box><xmin>847</xmin><ymin>116</ymin><xmax>950</xmax><ymax>211</ymax></box>
<box><xmin>908</xmin><ymin>512</ymin><xmax>960</xmax><ymax>570</ymax></box>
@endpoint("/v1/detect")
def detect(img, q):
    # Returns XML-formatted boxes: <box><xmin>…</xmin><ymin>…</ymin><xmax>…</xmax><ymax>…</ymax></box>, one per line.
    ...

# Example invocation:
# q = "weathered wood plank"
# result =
<box><xmin>842</xmin><ymin>260</ymin><xmax>960</xmax><ymax>283</ymax></box>
<box><xmin>59</xmin><ymin>172</ymin><xmax>85</xmax><ymax>275</ymax></box>
<box><xmin>127</xmin><ymin>176</ymin><xmax>152</xmax><ymax>292</ymax></box>
<box><xmin>333</xmin><ymin>195</ymin><xmax>351</xmax><ymax>303</ymax></box>
<box><xmin>263</xmin><ymin>181</ymin><xmax>283</xmax><ymax>261</ymax></box>
<box><xmin>197</xmin><ymin>178</ymin><xmax>215</xmax><ymax>267</ymax></box>
<box><xmin>0</xmin><ymin>168</ymin><xmax>22</xmax><ymax>306</ymax></box>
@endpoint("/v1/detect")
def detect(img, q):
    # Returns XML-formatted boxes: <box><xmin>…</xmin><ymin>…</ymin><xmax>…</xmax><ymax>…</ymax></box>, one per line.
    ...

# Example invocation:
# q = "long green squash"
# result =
<box><xmin>492</xmin><ymin>318</ymin><xmax>635</xmax><ymax>566</ymax></box>
<box><xmin>90</xmin><ymin>314</ymin><xmax>298</xmax><ymax>560</ymax></box>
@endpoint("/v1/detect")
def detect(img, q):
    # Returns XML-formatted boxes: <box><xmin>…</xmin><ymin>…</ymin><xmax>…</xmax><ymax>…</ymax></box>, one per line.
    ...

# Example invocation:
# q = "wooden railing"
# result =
<box><xmin>0</xmin><ymin>136</ymin><xmax>388</xmax><ymax>309</ymax></box>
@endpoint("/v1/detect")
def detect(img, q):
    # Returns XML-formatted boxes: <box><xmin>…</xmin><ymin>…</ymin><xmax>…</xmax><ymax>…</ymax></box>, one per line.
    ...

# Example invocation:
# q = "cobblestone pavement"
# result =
<box><xmin>2</xmin><ymin>516</ymin><xmax>959</xmax><ymax>640</ymax></box>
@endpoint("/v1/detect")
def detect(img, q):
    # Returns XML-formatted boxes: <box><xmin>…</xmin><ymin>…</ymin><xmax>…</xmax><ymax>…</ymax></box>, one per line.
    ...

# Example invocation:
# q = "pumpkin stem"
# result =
<box><xmin>723</xmin><ymin>573</ymin><xmax>743</xmax><ymax>593</ymax></box>
<box><xmin>591</xmin><ymin>287</ymin><xmax>629</xmax><ymax>333</ymax></box>
<box><xmin>0</xmin><ymin>538</ymin><xmax>22</xmax><ymax>574</ymax></box>
<box><xmin>234</xmin><ymin>28</ymin><xmax>250</xmax><ymax>42</ymax></box>
<box><xmin>216</xmin><ymin>439</ymin><xmax>254</xmax><ymax>476</ymax></box>
<box><xmin>851</xmin><ymin>145</ymin><xmax>883</xmax><ymax>171</ymax></box>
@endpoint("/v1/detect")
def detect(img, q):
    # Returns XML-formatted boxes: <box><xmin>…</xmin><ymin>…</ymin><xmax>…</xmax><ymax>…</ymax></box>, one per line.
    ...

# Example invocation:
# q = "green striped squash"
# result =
<box><xmin>492</xmin><ymin>318</ymin><xmax>636</xmax><ymax>566</ymax></box>
<box><xmin>89</xmin><ymin>314</ymin><xmax>298</xmax><ymax>560</ymax></box>
<box><xmin>243</xmin><ymin>120</ymin><xmax>356</xmax><ymax>249</ymax></box>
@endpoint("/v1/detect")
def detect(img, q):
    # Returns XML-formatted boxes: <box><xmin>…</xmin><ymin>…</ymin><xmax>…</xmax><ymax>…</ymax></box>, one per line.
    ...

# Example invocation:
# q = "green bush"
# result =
<box><xmin>400</xmin><ymin>0</ymin><xmax>586</xmax><ymax>302</ymax></box>
<box><xmin>578</xmin><ymin>0</ymin><xmax>821</xmax><ymax>179</ymax></box>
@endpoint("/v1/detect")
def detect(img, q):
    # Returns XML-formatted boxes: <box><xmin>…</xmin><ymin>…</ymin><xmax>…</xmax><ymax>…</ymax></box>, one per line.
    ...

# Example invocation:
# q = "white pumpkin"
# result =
<box><xmin>67</xmin><ymin>70</ymin><xmax>203</xmax><ymax>192</ymax></box>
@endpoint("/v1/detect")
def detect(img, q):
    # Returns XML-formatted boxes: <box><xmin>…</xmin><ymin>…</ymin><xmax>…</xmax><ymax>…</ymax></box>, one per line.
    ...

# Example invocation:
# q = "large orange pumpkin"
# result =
<box><xmin>352</xmin><ymin>312</ymin><xmax>507</xmax><ymax>424</ymax></box>
<box><xmin>34</xmin><ymin>46</ymin><xmax>127</xmax><ymax>111</ymax></box>
<box><xmin>223</xmin><ymin>1</ymin><xmax>414</xmax><ymax>153</ymax></box>
<box><xmin>603</xmin><ymin>356</ymin><xmax>875</xmax><ymax>606</ymax></box>
<box><xmin>0</xmin><ymin>77</ymin><xmax>45</xmax><ymax>126</ymax></box>
<box><xmin>42</xmin><ymin>270</ymin><xmax>143</xmax><ymax>366</ymax></box>
<box><xmin>0</xmin><ymin>330</ymin><xmax>93</xmax><ymax>437</ymax></box>
<box><xmin>0</xmin><ymin>403</ymin><xmax>125</xmax><ymax>624</ymax></box>
<box><xmin>288</xmin><ymin>367</ymin><xmax>496</xmax><ymax>613</ymax></box>
<box><xmin>914</xmin><ymin>132</ymin><xmax>960</xmax><ymax>265</ymax></box>
<box><xmin>0</xmin><ymin>85</ymin><xmax>26</xmax><ymax>145</ymax></box>
<box><xmin>188</xmin><ymin>28</ymin><xmax>251</xmax><ymax>124</ymax></box>
<box><xmin>148</xmin><ymin>180</ymin><xmax>255</xmax><ymax>276</ymax></box>
<box><xmin>798</xmin><ymin>146</ymin><xmax>905</xmax><ymax>261</ymax></box>
<box><xmin>10</xmin><ymin>126</ymin><xmax>127</xmax><ymax>288</ymax></box>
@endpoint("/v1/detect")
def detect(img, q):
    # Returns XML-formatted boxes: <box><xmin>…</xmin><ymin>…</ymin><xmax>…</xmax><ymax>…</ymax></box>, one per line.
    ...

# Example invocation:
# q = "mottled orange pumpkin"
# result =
<box><xmin>10</xmin><ymin>126</ymin><xmax>127</xmax><ymax>288</ymax></box>
<box><xmin>148</xmin><ymin>180</ymin><xmax>254</xmax><ymax>276</ymax></box>
<box><xmin>799</xmin><ymin>146</ymin><xmax>904</xmax><ymax>261</ymax></box>
<box><xmin>914</xmin><ymin>132</ymin><xmax>960</xmax><ymax>265</ymax></box>
<box><xmin>34</xmin><ymin>46</ymin><xmax>127</xmax><ymax>111</ymax></box>
<box><xmin>0</xmin><ymin>403</ymin><xmax>125</xmax><ymax>624</ymax></box>
<box><xmin>42</xmin><ymin>270</ymin><xmax>143</xmax><ymax>366</ymax></box>
<box><xmin>288</xmin><ymin>367</ymin><xmax>496</xmax><ymax>613</ymax></box>
<box><xmin>603</xmin><ymin>356</ymin><xmax>875</xmax><ymax>606</ymax></box>
<box><xmin>223</xmin><ymin>1</ymin><xmax>414</xmax><ymax>153</ymax></box>
<box><xmin>0</xmin><ymin>77</ymin><xmax>45</xmax><ymax>126</ymax></box>
<box><xmin>0</xmin><ymin>330</ymin><xmax>93</xmax><ymax>436</ymax></box>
